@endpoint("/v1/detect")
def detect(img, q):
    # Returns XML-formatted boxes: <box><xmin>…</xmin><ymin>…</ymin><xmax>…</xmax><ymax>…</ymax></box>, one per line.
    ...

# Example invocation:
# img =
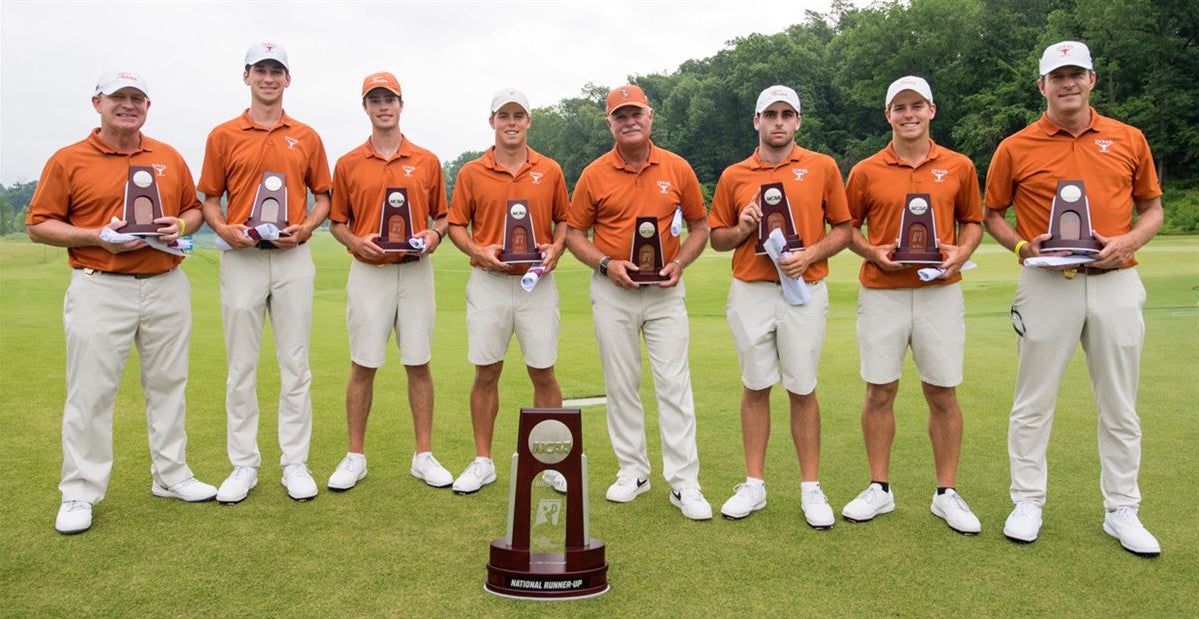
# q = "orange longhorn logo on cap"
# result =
<box><xmin>1058</xmin><ymin>45</ymin><xmax>1073</xmax><ymax>56</ymax></box>
<box><xmin>620</xmin><ymin>88</ymin><xmax>629</xmax><ymax>97</ymax></box>
<box><xmin>264</xmin><ymin>43</ymin><xmax>277</xmax><ymax>52</ymax></box>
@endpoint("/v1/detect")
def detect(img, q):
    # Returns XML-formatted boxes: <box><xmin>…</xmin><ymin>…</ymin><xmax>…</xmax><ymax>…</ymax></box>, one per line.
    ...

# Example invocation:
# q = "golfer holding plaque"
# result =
<box><xmin>984</xmin><ymin>41</ymin><xmax>1164</xmax><ymax>555</ymax></box>
<box><xmin>446</xmin><ymin>88</ymin><xmax>570</xmax><ymax>495</ymax></box>
<box><xmin>29</xmin><ymin>70</ymin><xmax>218</xmax><ymax>534</ymax></box>
<box><xmin>843</xmin><ymin>76</ymin><xmax>983</xmax><ymax>534</ymax></box>
<box><xmin>566</xmin><ymin>85</ymin><xmax>713</xmax><ymax>520</ymax></box>
<box><xmin>198</xmin><ymin>42</ymin><xmax>332</xmax><ymax>503</ymax></box>
<box><xmin>325</xmin><ymin>72</ymin><xmax>453</xmax><ymax>493</ymax></box>
<box><xmin>708</xmin><ymin>85</ymin><xmax>851</xmax><ymax>527</ymax></box>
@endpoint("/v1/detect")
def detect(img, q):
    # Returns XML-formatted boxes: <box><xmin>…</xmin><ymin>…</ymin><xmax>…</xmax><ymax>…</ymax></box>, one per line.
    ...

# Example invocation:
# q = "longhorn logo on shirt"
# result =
<box><xmin>656</xmin><ymin>181</ymin><xmax>671</xmax><ymax>194</ymax></box>
<box><xmin>284</xmin><ymin>136</ymin><xmax>299</xmax><ymax>150</ymax></box>
<box><xmin>530</xmin><ymin>172</ymin><xmax>543</xmax><ymax>185</ymax></box>
<box><xmin>931</xmin><ymin>169</ymin><xmax>949</xmax><ymax>182</ymax></box>
<box><xmin>792</xmin><ymin>168</ymin><xmax>808</xmax><ymax>181</ymax></box>
<box><xmin>1095</xmin><ymin>139</ymin><xmax>1114</xmax><ymax>153</ymax></box>
<box><xmin>402</xmin><ymin>165</ymin><xmax>416</xmax><ymax>177</ymax></box>
<box><xmin>151</xmin><ymin>164</ymin><xmax>167</xmax><ymax>176</ymax></box>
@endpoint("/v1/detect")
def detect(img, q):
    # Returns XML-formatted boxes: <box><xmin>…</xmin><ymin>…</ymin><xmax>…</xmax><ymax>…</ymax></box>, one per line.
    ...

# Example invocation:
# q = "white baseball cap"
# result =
<box><xmin>1039</xmin><ymin>40</ymin><xmax>1092</xmax><ymax>76</ymax></box>
<box><xmin>885</xmin><ymin>75</ymin><xmax>934</xmax><ymax>108</ymax></box>
<box><xmin>94</xmin><ymin>70</ymin><xmax>149</xmax><ymax>97</ymax></box>
<box><xmin>490</xmin><ymin>88</ymin><xmax>530</xmax><ymax>114</ymax></box>
<box><xmin>245</xmin><ymin>41</ymin><xmax>289</xmax><ymax>70</ymax></box>
<box><xmin>755</xmin><ymin>85</ymin><xmax>801</xmax><ymax>114</ymax></box>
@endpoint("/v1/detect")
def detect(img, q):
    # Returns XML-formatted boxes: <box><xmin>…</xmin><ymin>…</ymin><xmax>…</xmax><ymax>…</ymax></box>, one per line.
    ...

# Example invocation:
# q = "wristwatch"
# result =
<box><xmin>598</xmin><ymin>256</ymin><xmax>612</xmax><ymax>276</ymax></box>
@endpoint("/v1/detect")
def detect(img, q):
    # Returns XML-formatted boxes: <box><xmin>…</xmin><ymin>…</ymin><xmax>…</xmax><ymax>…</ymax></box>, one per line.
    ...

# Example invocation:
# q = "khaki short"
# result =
<box><xmin>856</xmin><ymin>283</ymin><xmax>965</xmax><ymax>387</ymax></box>
<box><xmin>726</xmin><ymin>279</ymin><xmax>828</xmax><ymax>395</ymax></box>
<box><xmin>346</xmin><ymin>257</ymin><xmax>435</xmax><ymax>368</ymax></box>
<box><xmin>466</xmin><ymin>267</ymin><xmax>559</xmax><ymax>368</ymax></box>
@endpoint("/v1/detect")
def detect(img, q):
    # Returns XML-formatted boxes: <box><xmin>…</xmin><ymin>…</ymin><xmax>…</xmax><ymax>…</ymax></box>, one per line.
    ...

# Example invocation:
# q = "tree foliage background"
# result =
<box><xmin>4</xmin><ymin>0</ymin><xmax>1196</xmax><ymax>234</ymax></box>
<box><xmin>510</xmin><ymin>0</ymin><xmax>1197</xmax><ymax>232</ymax></box>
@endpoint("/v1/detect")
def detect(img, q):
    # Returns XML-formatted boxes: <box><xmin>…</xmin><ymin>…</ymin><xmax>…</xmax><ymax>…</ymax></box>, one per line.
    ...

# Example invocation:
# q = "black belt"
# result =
<box><xmin>79</xmin><ymin>267</ymin><xmax>173</xmax><ymax>279</ymax></box>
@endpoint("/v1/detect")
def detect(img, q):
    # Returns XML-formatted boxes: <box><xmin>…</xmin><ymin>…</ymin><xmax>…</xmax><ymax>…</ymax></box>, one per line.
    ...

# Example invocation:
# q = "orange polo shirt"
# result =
<box><xmin>198</xmin><ymin>110</ymin><xmax>332</xmax><ymax>226</ymax></box>
<box><xmin>330</xmin><ymin>136</ymin><xmax>447</xmax><ymax>266</ymax></box>
<box><xmin>846</xmin><ymin>141</ymin><xmax>982</xmax><ymax>289</ymax></box>
<box><xmin>568</xmin><ymin>141</ymin><xmax>706</xmax><ymax>263</ymax></box>
<box><xmin>448</xmin><ymin>146</ymin><xmax>569</xmax><ymax>271</ymax></box>
<box><xmin>27</xmin><ymin>129</ymin><xmax>200</xmax><ymax>274</ymax></box>
<box><xmin>984</xmin><ymin>108</ymin><xmax>1160</xmax><ymax>266</ymax></box>
<box><xmin>708</xmin><ymin>144</ymin><xmax>850</xmax><ymax>283</ymax></box>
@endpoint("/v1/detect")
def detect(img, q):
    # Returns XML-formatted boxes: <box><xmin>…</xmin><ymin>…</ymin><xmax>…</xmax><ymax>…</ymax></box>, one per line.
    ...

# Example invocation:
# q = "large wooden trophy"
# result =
<box><xmin>755</xmin><ymin>182</ymin><xmax>803</xmax><ymax>254</ymax></box>
<box><xmin>486</xmin><ymin>408</ymin><xmax>608</xmax><ymax>600</ymax></box>
<box><xmin>1040</xmin><ymin>180</ymin><xmax>1101</xmax><ymax>254</ymax></box>
<box><xmin>629</xmin><ymin>216</ymin><xmax>668</xmax><ymax>284</ymax></box>
<box><xmin>499</xmin><ymin>200</ymin><xmax>541</xmax><ymax>263</ymax></box>
<box><xmin>892</xmin><ymin>193</ymin><xmax>943</xmax><ymax>264</ymax></box>
<box><xmin>377</xmin><ymin>187</ymin><xmax>420</xmax><ymax>252</ymax></box>
<box><xmin>119</xmin><ymin>166</ymin><xmax>166</xmax><ymax>236</ymax></box>
<box><xmin>246</xmin><ymin>171</ymin><xmax>289</xmax><ymax>230</ymax></box>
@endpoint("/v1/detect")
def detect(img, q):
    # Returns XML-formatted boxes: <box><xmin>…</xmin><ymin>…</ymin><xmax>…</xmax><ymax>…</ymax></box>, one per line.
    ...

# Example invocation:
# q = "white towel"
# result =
<box><xmin>763</xmin><ymin>228</ymin><xmax>810</xmax><ymax>306</ymax></box>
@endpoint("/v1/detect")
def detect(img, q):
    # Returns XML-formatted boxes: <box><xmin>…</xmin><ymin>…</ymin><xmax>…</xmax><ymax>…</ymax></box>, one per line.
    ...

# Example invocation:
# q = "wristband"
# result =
<box><xmin>1013</xmin><ymin>240</ymin><xmax>1028</xmax><ymax>258</ymax></box>
<box><xmin>671</xmin><ymin>258</ymin><xmax>683</xmax><ymax>269</ymax></box>
<box><xmin>598</xmin><ymin>256</ymin><xmax>612</xmax><ymax>277</ymax></box>
<box><xmin>178</xmin><ymin>218</ymin><xmax>187</xmax><ymax>236</ymax></box>
<box><xmin>435</xmin><ymin>228</ymin><xmax>444</xmax><ymax>241</ymax></box>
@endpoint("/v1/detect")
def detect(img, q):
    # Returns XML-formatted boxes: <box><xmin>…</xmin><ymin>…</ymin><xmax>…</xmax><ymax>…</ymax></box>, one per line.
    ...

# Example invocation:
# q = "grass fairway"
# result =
<box><xmin>1</xmin><ymin>233</ymin><xmax>1195</xmax><ymax>616</ymax></box>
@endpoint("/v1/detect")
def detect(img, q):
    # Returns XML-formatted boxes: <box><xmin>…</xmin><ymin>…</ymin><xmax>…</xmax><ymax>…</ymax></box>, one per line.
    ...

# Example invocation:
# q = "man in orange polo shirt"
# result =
<box><xmin>199</xmin><ymin>42</ymin><xmax>333</xmax><ymax>504</ymax></box>
<box><xmin>708</xmin><ymin>85</ymin><xmax>851</xmax><ymax>527</ymax></box>
<box><xmin>446</xmin><ymin>88</ymin><xmax>570</xmax><ymax>495</ymax></box>
<box><xmin>28</xmin><ymin>70</ymin><xmax>218</xmax><ymax>534</ymax></box>
<box><xmin>842</xmin><ymin>76</ymin><xmax>983</xmax><ymax>534</ymax></box>
<box><xmin>324</xmin><ymin>72</ymin><xmax>453</xmax><ymax>493</ymax></box>
<box><xmin>984</xmin><ymin>41</ymin><xmax>1163</xmax><ymax>555</ymax></box>
<box><xmin>566</xmin><ymin>84</ymin><xmax>713</xmax><ymax>520</ymax></box>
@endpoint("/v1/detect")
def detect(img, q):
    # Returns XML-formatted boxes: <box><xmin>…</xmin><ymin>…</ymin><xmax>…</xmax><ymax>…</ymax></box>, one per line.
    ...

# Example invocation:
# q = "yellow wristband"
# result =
<box><xmin>178</xmin><ymin>218</ymin><xmax>187</xmax><ymax>236</ymax></box>
<box><xmin>1013</xmin><ymin>240</ymin><xmax>1028</xmax><ymax>259</ymax></box>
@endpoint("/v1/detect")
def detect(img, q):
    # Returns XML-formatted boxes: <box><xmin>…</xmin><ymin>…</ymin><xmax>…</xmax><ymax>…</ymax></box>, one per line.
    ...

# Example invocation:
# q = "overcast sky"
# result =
<box><xmin>1</xmin><ymin>0</ymin><xmax>845</xmax><ymax>186</ymax></box>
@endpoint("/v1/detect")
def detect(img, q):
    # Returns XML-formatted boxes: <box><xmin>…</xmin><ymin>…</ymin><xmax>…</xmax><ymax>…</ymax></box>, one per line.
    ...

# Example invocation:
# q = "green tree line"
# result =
<box><xmin>470</xmin><ymin>0</ymin><xmax>1199</xmax><ymax>232</ymax></box>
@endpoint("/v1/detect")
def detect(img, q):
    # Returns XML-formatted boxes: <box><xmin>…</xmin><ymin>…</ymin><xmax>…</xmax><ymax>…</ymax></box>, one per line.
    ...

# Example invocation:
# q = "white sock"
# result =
<box><xmin>800</xmin><ymin>481</ymin><xmax>821</xmax><ymax>492</ymax></box>
<box><xmin>745</xmin><ymin>477</ymin><xmax>765</xmax><ymax>488</ymax></box>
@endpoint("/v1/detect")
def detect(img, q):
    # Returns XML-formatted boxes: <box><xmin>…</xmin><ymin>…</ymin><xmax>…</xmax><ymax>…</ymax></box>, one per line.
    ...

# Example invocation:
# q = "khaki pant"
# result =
<box><xmin>589</xmin><ymin>273</ymin><xmax>701</xmax><ymax>491</ymax></box>
<box><xmin>219</xmin><ymin>244</ymin><xmax>315</xmax><ymax>468</ymax></box>
<box><xmin>1008</xmin><ymin>267</ymin><xmax>1146</xmax><ymax>510</ymax></box>
<box><xmin>60</xmin><ymin>268</ymin><xmax>195</xmax><ymax>503</ymax></box>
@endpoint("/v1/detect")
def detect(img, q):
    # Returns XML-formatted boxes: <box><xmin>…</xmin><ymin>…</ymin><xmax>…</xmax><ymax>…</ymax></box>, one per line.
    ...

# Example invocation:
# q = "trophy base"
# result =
<box><xmin>629</xmin><ymin>271</ymin><xmax>670</xmax><ymax>285</ymax></box>
<box><xmin>1040</xmin><ymin>239</ymin><xmax>1101</xmax><ymax>254</ymax></box>
<box><xmin>499</xmin><ymin>251</ymin><xmax>542</xmax><ymax>264</ymax></box>
<box><xmin>486</xmin><ymin>540</ymin><xmax>608</xmax><ymax>600</ymax></box>
<box><xmin>378</xmin><ymin>239</ymin><xmax>420</xmax><ymax>253</ymax></box>
<box><xmin>244</xmin><ymin>218</ymin><xmax>289</xmax><ymax>230</ymax></box>
<box><xmin>892</xmin><ymin>250</ymin><xmax>943</xmax><ymax>265</ymax></box>
<box><xmin>755</xmin><ymin>237</ymin><xmax>804</xmax><ymax>256</ymax></box>
<box><xmin>118</xmin><ymin>224</ymin><xmax>167</xmax><ymax>237</ymax></box>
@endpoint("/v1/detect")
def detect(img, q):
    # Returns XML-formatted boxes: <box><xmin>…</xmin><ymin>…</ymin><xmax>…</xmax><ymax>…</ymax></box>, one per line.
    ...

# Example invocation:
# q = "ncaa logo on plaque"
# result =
<box><xmin>764</xmin><ymin>187</ymin><xmax>783</xmax><ymax>206</ymax></box>
<box><xmin>908</xmin><ymin>196</ymin><xmax>929</xmax><ymax>215</ymax></box>
<box><xmin>638</xmin><ymin>222</ymin><xmax>656</xmax><ymax>238</ymax></box>
<box><xmin>510</xmin><ymin>203</ymin><xmax>528</xmax><ymax>220</ymax></box>
<box><xmin>388</xmin><ymin>191</ymin><xmax>406</xmax><ymax>208</ymax></box>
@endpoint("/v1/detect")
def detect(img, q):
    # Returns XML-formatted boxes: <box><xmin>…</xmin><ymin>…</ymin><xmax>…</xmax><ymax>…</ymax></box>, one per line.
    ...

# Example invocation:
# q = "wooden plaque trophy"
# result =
<box><xmin>246</xmin><ymin>171</ymin><xmax>289</xmax><ymax>230</ymax></box>
<box><xmin>377</xmin><ymin>187</ymin><xmax>420</xmax><ymax>252</ymax></box>
<box><xmin>1040</xmin><ymin>180</ymin><xmax>1101</xmax><ymax>254</ymax></box>
<box><xmin>628</xmin><ymin>216</ymin><xmax>668</xmax><ymax>284</ymax></box>
<box><xmin>755</xmin><ymin>182</ymin><xmax>803</xmax><ymax>255</ymax></box>
<box><xmin>119</xmin><ymin>166</ymin><xmax>166</xmax><ymax>236</ymax></box>
<box><xmin>499</xmin><ymin>200</ymin><xmax>541</xmax><ymax>263</ymax></box>
<box><xmin>486</xmin><ymin>408</ymin><xmax>608</xmax><ymax>600</ymax></box>
<box><xmin>892</xmin><ymin>193</ymin><xmax>943</xmax><ymax>264</ymax></box>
